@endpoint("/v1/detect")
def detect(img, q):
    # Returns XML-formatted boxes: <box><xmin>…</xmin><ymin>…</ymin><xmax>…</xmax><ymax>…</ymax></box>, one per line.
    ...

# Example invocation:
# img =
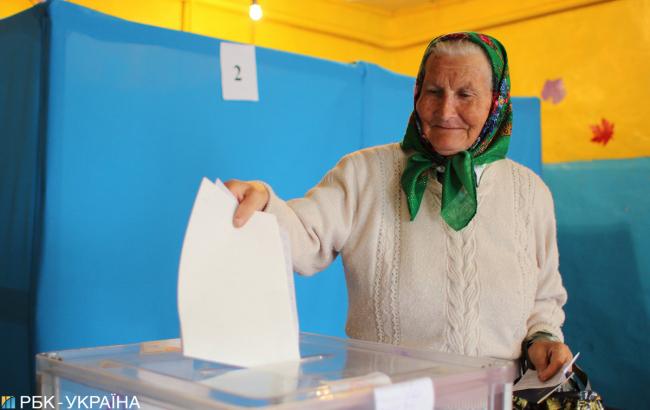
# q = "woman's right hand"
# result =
<box><xmin>224</xmin><ymin>180</ymin><xmax>270</xmax><ymax>228</ymax></box>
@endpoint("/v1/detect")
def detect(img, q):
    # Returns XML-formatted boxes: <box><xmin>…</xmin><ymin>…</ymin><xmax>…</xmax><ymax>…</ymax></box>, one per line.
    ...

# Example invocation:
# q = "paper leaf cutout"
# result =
<box><xmin>541</xmin><ymin>78</ymin><xmax>566</xmax><ymax>104</ymax></box>
<box><xmin>590</xmin><ymin>118</ymin><xmax>614</xmax><ymax>146</ymax></box>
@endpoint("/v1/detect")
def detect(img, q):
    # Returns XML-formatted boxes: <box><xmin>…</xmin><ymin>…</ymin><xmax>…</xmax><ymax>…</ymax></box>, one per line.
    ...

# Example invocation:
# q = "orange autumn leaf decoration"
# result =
<box><xmin>590</xmin><ymin>118</ymin><xmax>614</xmax><ymax>146</ymax></box>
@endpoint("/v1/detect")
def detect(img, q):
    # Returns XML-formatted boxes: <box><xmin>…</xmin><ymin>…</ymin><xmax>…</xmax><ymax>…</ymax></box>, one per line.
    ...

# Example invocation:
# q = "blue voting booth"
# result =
<box><xmin>0</xmin><ymin>1</ymin><xmax>542</xmax><ymax>396</ymax></box>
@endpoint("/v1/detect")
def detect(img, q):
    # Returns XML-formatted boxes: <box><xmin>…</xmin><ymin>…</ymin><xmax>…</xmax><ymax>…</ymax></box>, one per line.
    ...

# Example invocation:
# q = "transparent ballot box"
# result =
<box><xmin>36</xmin><ymin>333</ymin><xmax>516</xmax><ymax>410</ymax></box>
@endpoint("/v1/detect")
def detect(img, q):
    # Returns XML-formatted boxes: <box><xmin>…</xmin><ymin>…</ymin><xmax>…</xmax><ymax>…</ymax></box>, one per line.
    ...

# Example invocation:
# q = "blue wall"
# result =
<box><xmin>544</xmin><ymin>158</ymin><xmax>650</xmax><ymax>410</ymax></box>
<box><xmin>1</xmin><ymin>1</ymin><xmax>544</xmax><ymax>397</ymax></box>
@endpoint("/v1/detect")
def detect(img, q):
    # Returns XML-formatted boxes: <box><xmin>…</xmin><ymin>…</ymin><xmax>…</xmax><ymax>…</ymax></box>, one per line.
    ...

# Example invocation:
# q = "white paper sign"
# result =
<box><xmin>373</xmin><ymin>378</ymin><xmax>434</xmax><ymax>410</ymax></box>
<box><xmin>220</xmin><ymin>42</ymin><xmax>259</xmax><ymax>101</ymax></box>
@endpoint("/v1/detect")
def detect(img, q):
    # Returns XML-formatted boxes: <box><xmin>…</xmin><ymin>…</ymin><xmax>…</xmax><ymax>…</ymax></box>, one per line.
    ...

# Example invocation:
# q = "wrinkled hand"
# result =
<box><xmin>528</xmin><ymin>340</ymin><xmax>573</xmax><ymax>382</ymax></box>
<box><xmin>224</xmin><ymin>179</ymin><xmax>269</xmax><ymax>228</ymax></box>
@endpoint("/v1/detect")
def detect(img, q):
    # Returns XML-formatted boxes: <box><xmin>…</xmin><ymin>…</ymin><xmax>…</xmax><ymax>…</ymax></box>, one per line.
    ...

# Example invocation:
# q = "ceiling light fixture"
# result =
<box><xmin>249</xmin><ymin>0</ymin><xmax>263</xmax><ymax>21</ymax></box>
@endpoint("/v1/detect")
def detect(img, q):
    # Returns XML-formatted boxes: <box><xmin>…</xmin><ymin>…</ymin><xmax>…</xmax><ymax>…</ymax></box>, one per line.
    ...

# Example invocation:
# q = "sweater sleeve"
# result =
<box><xmin>262</xmin><ymin>154</ymin><xmax>359</xmax><ymax>276</ymax></box>
<box><xmin>526</xmin><ymin>177</ymin><xmax>568</xmax><ymax>342</ymax></box>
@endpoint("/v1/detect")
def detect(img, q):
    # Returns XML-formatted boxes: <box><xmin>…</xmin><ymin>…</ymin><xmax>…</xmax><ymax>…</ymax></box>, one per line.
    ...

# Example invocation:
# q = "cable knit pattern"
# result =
<box><xmin>462</xmin><ymin>221</ymin><xmax>481</xmax><ymax>356</ymax></box>
<box><xmin>373</xmin><ymin>151</ymin><xmax>387</xmax><ymax>343</ymax></box>
<box><xmin>389</xmin><ymin>149</ymin><xmax>403</xmax><ymax>345</ymax></box>
<box><xmin>512</xmin><ymin>165</ymin><xmax>525</xmax><ymax>338</ymax></box>
<box><xmin>263</xmin><ymin>143</ymin><xmax>567</xmax><ymax>360</ymax></box>
<box><xmin>512</xmin><ymin>164</ymin><xmax>534</xmax><ymax>341</ymax></box>
<box><xmin>443</xmin><ymin>221</ymin><xmax>466</xmax><ymax>354</ymax></box>
<box><xmin>443</xmin><ymin>219</ymin><xmax>481</xmax><ymax>356</ymax></box>
<box><xmin>521</xmin><ymin>168</ymin><xmax>537</xmax><ymax>327</ymax></box>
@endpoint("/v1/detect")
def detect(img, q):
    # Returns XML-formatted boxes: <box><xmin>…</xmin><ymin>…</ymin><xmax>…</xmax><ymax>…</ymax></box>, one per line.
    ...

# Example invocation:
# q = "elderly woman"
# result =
<box><xmin>226</xmin><ymin>32</ymin><xmax>572</xmax><ymax>381</ymax></box>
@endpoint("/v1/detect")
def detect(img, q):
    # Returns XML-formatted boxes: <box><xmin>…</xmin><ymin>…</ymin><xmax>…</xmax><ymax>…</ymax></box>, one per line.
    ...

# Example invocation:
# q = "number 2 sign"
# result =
<box><xmin>220</xmin><ymin>42</ymin><xmax>259</xmax><ymax>101</ymax></box>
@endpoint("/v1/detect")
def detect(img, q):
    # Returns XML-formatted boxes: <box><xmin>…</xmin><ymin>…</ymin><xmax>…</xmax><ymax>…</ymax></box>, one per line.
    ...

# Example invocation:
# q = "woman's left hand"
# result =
<box><xmin>527</xmin><ymin>340</ymin><xmax>573</xmax><ymax>382</ymax></box>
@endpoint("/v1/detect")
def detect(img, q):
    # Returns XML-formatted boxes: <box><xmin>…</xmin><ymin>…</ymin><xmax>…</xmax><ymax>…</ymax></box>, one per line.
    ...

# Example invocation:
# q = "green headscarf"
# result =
<box><xmin>401</xmin><ymin>32</ymin><xmax>513</xmax><ymax>231</ymax></box>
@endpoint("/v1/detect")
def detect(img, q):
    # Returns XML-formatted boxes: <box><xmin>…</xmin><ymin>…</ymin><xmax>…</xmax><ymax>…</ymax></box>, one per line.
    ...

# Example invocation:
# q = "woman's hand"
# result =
<box><xmin>527</xmin><ymin>340</ymin><xmax>573</xmax><ymax>382</ymax></box>
<box><xmin>224</xmin><ymin>179</ymin><xmax>270</xmax><ymax>228</ymax></box>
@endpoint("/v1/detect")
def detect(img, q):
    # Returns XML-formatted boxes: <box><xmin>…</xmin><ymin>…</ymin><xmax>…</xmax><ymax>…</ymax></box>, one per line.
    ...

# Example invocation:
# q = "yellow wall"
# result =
<box><xmin>496</xmin><ymin>1</ymin><xmax>649</xmax><ymax>163</ymax></box>
<box><xmin>0</xmin><ymin>0</ymin><xmax>32</xmax><ymax>16</ymax></box>
<box><xmin>1</xmin><ymin>0</ymin><xmax>648</xmax><ymax>163</ymax></box>
<box><xmin>35</xmin><ymin>0</ymin><xmax>391</xmax><ymax>64</ymax></box>
<box><xmin>389</xmin><ymin>0</ymin><xmax>650</xmax><ymax>163</ymax></box>
<box><xmin>72</xmin><ymin>0</ymin><xmax>183</xmax><ymax>31</ymax></box>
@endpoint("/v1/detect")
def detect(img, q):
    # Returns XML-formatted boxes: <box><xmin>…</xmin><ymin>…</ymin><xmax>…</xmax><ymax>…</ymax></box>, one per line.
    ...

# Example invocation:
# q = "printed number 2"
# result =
<box><xmin>234</xmin><ymin>65</ymin><xmax>242</xmax><ymax>81</ymax></box>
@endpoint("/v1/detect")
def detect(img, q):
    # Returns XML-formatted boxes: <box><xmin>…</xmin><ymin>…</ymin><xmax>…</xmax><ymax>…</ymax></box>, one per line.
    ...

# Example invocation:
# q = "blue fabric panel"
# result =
<box><xmin>544</xmin><ymin>157</ymin><xmax>650</xmax><ymax>410</ymax></box>
<box><xmin>509</xmin><ymin>98</ymin><xmax>541</xmax><ymax>175</ymax></box>
<box><xmin>36</xmin><ymin>1</ymin><xmax>361</xmax><ymax>351</ymax></box>
<box><xmin>359</xmin><ymin>62</ymin><xmax>413</xmax><ymax>148</ymax></box>
<box><xmin>0</xmin><ymin>4</ymin><xmax>48</xmax><ymax>395</ymax></box>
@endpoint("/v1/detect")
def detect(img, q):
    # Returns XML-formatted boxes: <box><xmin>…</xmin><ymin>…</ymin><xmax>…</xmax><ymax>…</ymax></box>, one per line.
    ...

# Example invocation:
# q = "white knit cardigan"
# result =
<box><xmin>265</xmin><ymin>143</ymin><xmax>567</xmax><ymax>360</ymax></box>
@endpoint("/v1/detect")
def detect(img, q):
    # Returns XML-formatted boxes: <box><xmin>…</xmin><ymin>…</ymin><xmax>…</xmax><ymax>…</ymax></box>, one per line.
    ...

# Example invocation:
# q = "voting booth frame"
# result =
<box><xmin>0</xmin><ymin>0</ymin><xmax>541</xmax><ymax>398</ymax></box>
<box><xmin>36</xmin><ymin>333</ymin><xmax>517</xmax><ymax>410</ymax></box>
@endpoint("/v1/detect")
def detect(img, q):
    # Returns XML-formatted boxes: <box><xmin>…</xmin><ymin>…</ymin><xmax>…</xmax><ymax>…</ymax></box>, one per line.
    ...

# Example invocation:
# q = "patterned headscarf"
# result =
<box><xmin>400</xmin><ymin>32</ymin><xmax>512</xmax><ymax>231</ymax></box>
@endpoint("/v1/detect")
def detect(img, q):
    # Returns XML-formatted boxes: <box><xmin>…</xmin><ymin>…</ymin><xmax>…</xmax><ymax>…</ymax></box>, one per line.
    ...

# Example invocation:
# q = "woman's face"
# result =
<box><xmin>415</xmin><ymin>52</ymin><xmax>493</xmax><ymax>156</ymax></box>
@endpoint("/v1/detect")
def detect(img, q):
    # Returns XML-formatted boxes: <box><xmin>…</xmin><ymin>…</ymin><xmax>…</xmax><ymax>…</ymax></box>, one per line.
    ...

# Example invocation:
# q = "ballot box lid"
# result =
<box><xmin>36</xmin><ymin>332</ymin><xmax>516</xmax><ymax>409</ymax></box>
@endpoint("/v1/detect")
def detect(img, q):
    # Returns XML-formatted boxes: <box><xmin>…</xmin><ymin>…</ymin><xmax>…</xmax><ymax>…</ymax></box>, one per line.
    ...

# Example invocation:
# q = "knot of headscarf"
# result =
<box><xmin>400</xmin><ymin>32</ymin><xmax>513</xmax><ymax>231</ymax></box>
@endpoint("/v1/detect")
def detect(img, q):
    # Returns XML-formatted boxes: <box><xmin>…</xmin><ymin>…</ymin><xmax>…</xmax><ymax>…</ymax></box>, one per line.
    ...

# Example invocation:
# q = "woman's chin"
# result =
<box><xmin>429</xmin><ymin>140</ymin><xmax>468</xmax><ymax>156</ymax></box>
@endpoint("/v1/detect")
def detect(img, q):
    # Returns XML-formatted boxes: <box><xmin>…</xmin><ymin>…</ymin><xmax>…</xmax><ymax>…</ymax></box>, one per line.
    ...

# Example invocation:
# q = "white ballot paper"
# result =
<box><xmin>514</xmin><ymin>352</ymin><xmax>580</xmax><ymax>404</ymax></box>
<box><xmin>178</xmin><ymin>178</ymin><xmax>299</xmax><ymax>367</ymax></box>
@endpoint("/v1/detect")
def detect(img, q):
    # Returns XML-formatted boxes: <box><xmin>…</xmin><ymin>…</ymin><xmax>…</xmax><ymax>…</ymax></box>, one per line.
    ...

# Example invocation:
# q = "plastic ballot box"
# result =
<box><xmin>36</xmin><ymin>333</ymin><xmax>516</xmax><ymax>410</ymax></box>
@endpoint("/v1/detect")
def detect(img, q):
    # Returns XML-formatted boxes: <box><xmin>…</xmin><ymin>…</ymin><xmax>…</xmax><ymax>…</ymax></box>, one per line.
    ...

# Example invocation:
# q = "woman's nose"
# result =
<box><xmin>437</xmin><ymin>94</ymin><xmax>456</xmax><ymax>119</ymax></box>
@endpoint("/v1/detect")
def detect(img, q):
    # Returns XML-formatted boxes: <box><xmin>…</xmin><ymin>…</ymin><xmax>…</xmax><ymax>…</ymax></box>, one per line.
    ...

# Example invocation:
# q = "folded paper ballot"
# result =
<box><xmin>514</xmin><ymin>352</ymin><xmax>580</xmax><ymax>404</ymax></box>
<box><xmin>177</xmin><ymin>178</ymin><xmax>300</xmax><ymax>367</ymax></box>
